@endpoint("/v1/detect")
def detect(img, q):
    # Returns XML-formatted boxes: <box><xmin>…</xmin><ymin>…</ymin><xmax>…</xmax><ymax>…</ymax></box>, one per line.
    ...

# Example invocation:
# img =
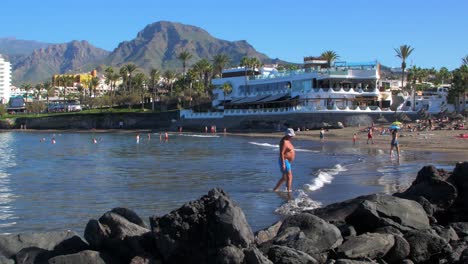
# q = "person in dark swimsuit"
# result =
<box><xmin>390</xmin><ymin>129</ymin><xmax>400</xmax><ymax>161</ymax></box>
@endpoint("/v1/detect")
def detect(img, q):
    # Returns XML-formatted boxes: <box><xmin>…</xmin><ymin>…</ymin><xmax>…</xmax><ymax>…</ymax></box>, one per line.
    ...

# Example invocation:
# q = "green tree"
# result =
<box><xmin>42</xmin><ymin>81</ymin><xmax>54</xmax><ymax>112</ymax></box>
<box><xmin>0</xmin><ymin>104</ymin><xmax>6</xmax><ymax>117</ymax></box>
<box><xmin>222</xmin><ymin>82</ymin><xmax>232</xmax><ymax>109</ymax></box>
<box><xmin>89</xmin><ymin>77</ymin><xmax>100</xmax><ymax>97</ymax></box>
<box><xmin>133</xmin><ymin>72</ymin><xmax>147</xmax><ymax>110</ymax></box>
<box><xmin>394</xmin><ymin>45</ymin><xmax>414</xmax><ymax>89</ymax></box>
<box><xmin>34</xmin><ymin>83</ymin><xmax>43</xmax><ymax>99</ymax></box>
<box><xmin>125</xmin><ymin>63</ymin><xmax>138</xmax><ymax>93</ymax></box>
<box><xmin>149</xmin><ymin>68</ymin><xmax>161</xmax><ymax>111</ymax></box>
<box><xmin>320</xmin><ymin>50</ymin><xmax>340</xmax><ymax>68</ymax></box>
<box><xmin>436</xmin><ymin>67</ymin><xmax>452</xmax><ymax>85</ymax></box>
<box><xmin>193</xmin><ymin>59</ymin><xmax>213</xmax><ymax>95</ymax></box>
<box><xmin>162</xmin><ymin>70</ymin><xmax>177</xmax><ymax>97</ymax></box>
<box><xmin>21</xmin><ymin>83</ymin><xmax>33</xmax><ymax>98</ymax></box>
<box><xmin>450</xmin><ymin>65</ymin><xmax>468</xmax><ymax>112</ymax></box>
<box><xmin>27</xmin><ymin>101</ymin><xmax>47</xmax><ymax>114</ymax></box>
<box><xmin>177</xmin><ymin>50</ymin><xmax>193</xmax><ymax>78</ymax></box>
<box><xmin>462</xmin><ymin>55</ymin><xmax>468</xmax><ymax>65</ymax></box>
<box><xmin>212</xmin><ymin>53</ymin><xmax>230</xmax><ymax>78</ymax></box>
<box><xmin>119</xmin><ymin>66</ymin><xmax>129</xmax><ymax>92</ymax></box>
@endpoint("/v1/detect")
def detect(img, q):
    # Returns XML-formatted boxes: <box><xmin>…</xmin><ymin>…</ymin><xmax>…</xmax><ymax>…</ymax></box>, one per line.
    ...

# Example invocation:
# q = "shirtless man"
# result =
<box><xmin>273</xmin><ymin>128</ymin><xmax>296</xmax><ymax>192</ymax></box>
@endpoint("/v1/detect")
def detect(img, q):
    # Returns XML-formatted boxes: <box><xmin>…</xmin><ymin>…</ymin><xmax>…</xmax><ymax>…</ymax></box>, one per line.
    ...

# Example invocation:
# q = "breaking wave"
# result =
<box><xmin>274</xmin><ymin>190</ymin><xmax>322</xmax><ymax>215</ymax></box>
<box><xmin>304</xmin><ymin>164</ymin><xmax>347</xmax><ymax>191</ymax></box>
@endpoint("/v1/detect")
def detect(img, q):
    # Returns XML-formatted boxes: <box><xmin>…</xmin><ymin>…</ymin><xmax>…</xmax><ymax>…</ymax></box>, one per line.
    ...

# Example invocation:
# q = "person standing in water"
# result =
<box><xmin>390</xmin><ymin>129</ymin><xmax>400</xmax><ymax>160</ymax></box>
<box><xmin>319</xmin><ymin>128</ymin><xmax>325</xmax><ymax>142</ymax></box>
<box><xmin>136</xmin><ymin>133</ymin><xmax>140</xmax><ymax>144</ymax></box>
<box><xmin>273</xmin><ymin>128</ymin><xmax>296</xmax><ymax>193</ymax></box>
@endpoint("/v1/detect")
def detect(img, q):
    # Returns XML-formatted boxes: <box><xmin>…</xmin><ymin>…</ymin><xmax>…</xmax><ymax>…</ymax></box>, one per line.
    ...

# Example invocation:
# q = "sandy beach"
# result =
<box><xmin>231</xmin><ymin>125</ymin><xmax>468</xmax><ymax>154</ymax></box>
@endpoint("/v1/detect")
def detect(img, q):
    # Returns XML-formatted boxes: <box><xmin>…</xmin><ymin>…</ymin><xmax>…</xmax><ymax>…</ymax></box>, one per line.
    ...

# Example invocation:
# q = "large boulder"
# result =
<box><xmin>449</xmin><ymin>222</ymin><xmax>468</xmax><ymax>238</ymax></box>
<box><xmin>149</xmin><ymin>188</ymin><xmax>255</xmax><ymax>264</ymax></box>
<box><xmin>346</xmin><ymin>194</ymin><xmax>430</xmax><ymax>233</ymax></box>
<box><xmin>382</xmin><ymin>235</ymin><xmax>410</xmax><ymax>264</ymax></box>
<box><xmin>274</xmin><ymin>213</ymin><xmax>343</xmax><ymax>253</ymax></box>
<box><xmin>307</xmin><ymin>195</ymin><xmax>370</xmax><ymax>225</ymax></box>
<box><xmin>0</xmin><ymin>230</ymin><xmax>88</xmax><ymax>260</ymax></box>
<box><xmin>84</xmin><ymin>207</ymin><xmax>151</xmax><ymax>261</ymax></box>
<box><xmin>267</xmin><ymin>245</ymin><xmax>318</xmax><ymax>264</ymax></box>
<box><xmin>255</xmin><ymin>221</ymin><xmax>282</xmax><ymax>245</ymax></box>
<box><xmin>396</xmin><ymin>165</ymin><xmax>458</xmax><ymax>212</ymax></box>
<box><xmin>47</xmin><ymin>250</ymin><xmax>121</xmax><ymax>264</ymax></box>
<box><xmin>449</xmin><ymin>162</ymin><xmax>468</xmax><ymax>209</ymax></box>
<box><xmin>404</xmin><ymin>230</ymin><xmax>451</xmax><ymax>263</ymax></box>
<box><xmin>336</xmin><ymin>233</ymin><xmax>395</xmax><ymax>260</ymax></box>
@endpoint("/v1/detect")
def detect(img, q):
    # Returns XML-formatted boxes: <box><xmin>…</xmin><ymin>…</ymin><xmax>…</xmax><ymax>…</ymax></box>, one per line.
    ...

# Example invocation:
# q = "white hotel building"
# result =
<box><xmin>0</xmin><ymin>54</ymin><xmax>12</xmax><ymax>104</ymax></box>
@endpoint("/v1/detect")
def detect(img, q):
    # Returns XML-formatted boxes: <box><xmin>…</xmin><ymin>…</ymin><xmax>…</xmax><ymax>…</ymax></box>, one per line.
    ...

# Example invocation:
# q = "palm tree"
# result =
<box><xmin>177</xmin><ymin>50</ymin><xmax>193</xmax><ymax>78</ymax></box>
<box><xmin>437</xmin><ymin>67</ymin><xmax>451</xmax><ymax>85</ymax></box>
<box><xmin>212</xmin><ymin>54</ymin><xmax>230</xmax><ymax>78</ymax></box>
<box><xmin>89</xmin><ymin>77</ymin><xmax>100</xmax><ymax>98</ymax></box>
<box><xmin>320</xmin><ymin>50</ymin><xmax>339</xmax><ymax>68</ymax></box>
<box><xmin>162</xmin><ymin>70</ymin><xmax>177</xmax><ymax>97</ymax></box>
<box><xmin>394</xmin><ymin>45</ymin><xmax>414</xmax><ymax>89</ymax></box>
<box><xmin>149</xmin><ymin>68</ymin><xmax>161</xmax><ymax>111</ymax></box>
<box><xmin>41</xmin><ymin>81</ymin><xmax>54</xmax><ymax>112</ymax></box>
<box><xmin>451</xmin><ymin>65</ymin><xmax>468</xmax><ymax>112</ymax></box>
<box><xmin>193</xmin><ymin>59</ymin><xmax>213</xmax><ymax>95</ymax></box>
<box><xmin>462</xmin><ymin>55</ymin><xmax>468</xmax><ymax>65</ymax></box>
<box><xmin>133</xmin><ymin>72</ymin><xmax>147</xmax><ymax>110</ymax></box>
<box><xmin>34</xmin><ymin>83</ymin><xmax>43</xmax><ymax>100</ymax></box>
<box><xmin>21</xmin><ymin>83</ymin><xmax>33</xmax><ymax>99</ymax></box>
<box><xmin>119</xmin><ymin>67</ymin><xmax>129</xmax><ymax>92</ymax></box>
<box><xmin>222</xmin><ymin>82</ymin><xmax>232</xmax><ymax>109</ymax></box>
<box><xmin>125</xmin><ymin>63</ymin><xmax>138</xmax><ymax>93</ymax></box>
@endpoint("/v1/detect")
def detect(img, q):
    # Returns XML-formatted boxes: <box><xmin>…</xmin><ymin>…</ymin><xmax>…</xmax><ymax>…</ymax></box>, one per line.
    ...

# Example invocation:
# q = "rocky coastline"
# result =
<box><xmin>1</xmin><ymin>162</ymin><xmax>468</xmax><ymax>264</ymax></box>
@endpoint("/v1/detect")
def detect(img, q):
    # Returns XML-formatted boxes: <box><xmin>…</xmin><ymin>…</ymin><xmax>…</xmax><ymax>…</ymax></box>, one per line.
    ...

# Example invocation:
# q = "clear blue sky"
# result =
<box><xmin>1</xmin><ymin>0</ymin><xmax>467</xmax><ymax>70</ymax></box>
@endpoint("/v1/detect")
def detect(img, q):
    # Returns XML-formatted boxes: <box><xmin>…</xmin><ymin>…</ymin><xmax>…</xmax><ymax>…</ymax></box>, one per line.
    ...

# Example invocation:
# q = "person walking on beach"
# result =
<box><xmin>353</xmin><ymin>133</ymin><xmax>358</xmax><ymax>145</ymax></box>
<box><xmin>367</xmin><ymin>127</ymin><xmax>374</xmax><ymax>144</ymax></box>
<box><xmin>136</xmin><ymin>133</ymin><xmax>140</xmax><ymax>144</ymax></box>
<box><xmin>390</xmin><ymin>129</ymin><xmax>400</xmax><ymax>161</ymax></box>
<box><xmin>273</xmin><ymin>128</ymin><xmax>296</xmax><ymax>193</ymax></box>
<box><xmin>319</xmin><ymin>128</ymin><xmax>325</xmax><ymax>142</ymax></box>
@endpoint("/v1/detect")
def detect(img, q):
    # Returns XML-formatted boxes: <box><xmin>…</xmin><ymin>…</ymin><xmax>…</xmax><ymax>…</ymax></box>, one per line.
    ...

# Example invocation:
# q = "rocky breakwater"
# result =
<box><xmin>0</xmin><ymin>162</ymin><xmax>467</xmax><ymax>264</ymax></box>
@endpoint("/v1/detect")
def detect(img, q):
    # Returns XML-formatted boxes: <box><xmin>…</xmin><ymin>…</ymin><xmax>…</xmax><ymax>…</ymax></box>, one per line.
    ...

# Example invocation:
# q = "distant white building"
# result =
<box><xmin>0</xmin><ymin>54</ymin><xmax>12</xmax><ymax>104</ymax></box>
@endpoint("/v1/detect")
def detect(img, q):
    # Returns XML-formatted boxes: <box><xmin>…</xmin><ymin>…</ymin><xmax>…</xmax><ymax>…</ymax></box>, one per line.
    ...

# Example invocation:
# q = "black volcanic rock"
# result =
<box><xmin>149</xmin><ymin>188</ymin><xmax>255</xmax><ymax>264</ymax></box>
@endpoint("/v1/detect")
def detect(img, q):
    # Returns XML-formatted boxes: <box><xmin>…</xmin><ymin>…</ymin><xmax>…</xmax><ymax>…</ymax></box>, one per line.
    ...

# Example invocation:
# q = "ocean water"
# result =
<box><xmin>0</xmin><ymin>131</ymin><xmax>464</xmax><ymax>234</ymax></box>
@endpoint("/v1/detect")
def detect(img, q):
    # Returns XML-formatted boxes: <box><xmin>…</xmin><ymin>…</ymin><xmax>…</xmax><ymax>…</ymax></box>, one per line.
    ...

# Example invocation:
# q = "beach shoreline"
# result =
<box><xmin>227</xmin><ymin>126</ymin><xmax>468</xmax><ymax>154</ymax></box>
<box><xmin>3</xmin><ymin>126</ymin><xmax>468</xmax><ymax>153</ymax></box>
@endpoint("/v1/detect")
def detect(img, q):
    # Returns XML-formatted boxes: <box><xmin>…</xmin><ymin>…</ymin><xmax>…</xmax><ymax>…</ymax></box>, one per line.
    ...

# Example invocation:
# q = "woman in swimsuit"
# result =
<box><xmin>390</xmin><ymin>129</ymin><xmax>400</xmax><ymax>160</ymax></box>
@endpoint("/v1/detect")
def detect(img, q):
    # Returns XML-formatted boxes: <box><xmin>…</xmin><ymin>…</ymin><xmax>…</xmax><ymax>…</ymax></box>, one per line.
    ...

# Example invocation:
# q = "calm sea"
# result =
<box><xmin>0</xmin><ymin>131</ymin><xmax>464</xmax><ymax>234</ymax></box>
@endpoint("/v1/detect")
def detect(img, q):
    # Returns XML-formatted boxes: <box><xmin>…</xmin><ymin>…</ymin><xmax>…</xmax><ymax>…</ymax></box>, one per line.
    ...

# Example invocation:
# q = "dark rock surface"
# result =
<box><xmin>149</xmin><ymin>188</ymin><xmax>255</xmax><ymax>264</ymax></box>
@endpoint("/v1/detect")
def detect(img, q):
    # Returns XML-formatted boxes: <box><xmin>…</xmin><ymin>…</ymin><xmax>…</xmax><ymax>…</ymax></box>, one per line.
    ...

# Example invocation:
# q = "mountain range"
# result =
<box><xmin>0</xmin><ymin>21</ymin><xmax>282</xmax><ymax>85</ymax></box>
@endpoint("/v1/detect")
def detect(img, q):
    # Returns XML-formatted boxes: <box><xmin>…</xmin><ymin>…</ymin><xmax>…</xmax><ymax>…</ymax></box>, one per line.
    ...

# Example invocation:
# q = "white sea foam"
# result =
<box><xmin>248</xmin><ymin>142</ymin><xmax>278</xmax><ymax>148</ymax></box>
<box><xmin>304</xmin><ymin>164</ymin><xmax>347</xmax><ymax>192</ymax></box>
<box><xmin>274</xmin><ymin>190</ymin><xmax>322</xmax><ymax>215</ymax></box>
<box><xmin>180</xmin><ymin>134</ymin><xmax>220</xmax><ymax>138</ymax></box>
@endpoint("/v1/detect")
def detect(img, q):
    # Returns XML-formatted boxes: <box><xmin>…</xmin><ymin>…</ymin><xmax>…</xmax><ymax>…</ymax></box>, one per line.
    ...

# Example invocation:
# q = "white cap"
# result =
<box><xmin>285</xmin><ymin>128</ymin><xmax>295</xmax><ymax>137</ymax></box>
